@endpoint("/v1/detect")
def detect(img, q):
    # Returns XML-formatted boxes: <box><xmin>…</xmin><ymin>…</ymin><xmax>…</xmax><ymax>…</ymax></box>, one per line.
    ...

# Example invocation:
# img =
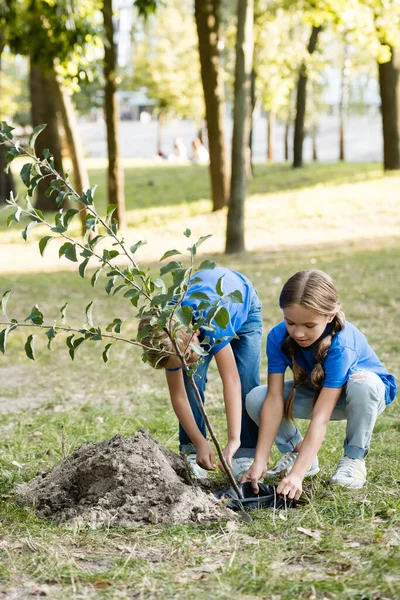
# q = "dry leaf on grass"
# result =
<box><xmin>297</xmin><ymin>527</ymin><xmax>322</xmax><ymax>541</ymax></box>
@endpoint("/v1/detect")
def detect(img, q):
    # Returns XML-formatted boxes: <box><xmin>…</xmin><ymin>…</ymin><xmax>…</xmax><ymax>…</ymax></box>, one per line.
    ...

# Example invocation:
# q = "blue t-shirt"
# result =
<box><xmin>183</xmin><ymin>267</ymin><xmax>255</xmax><ymax>355</ymax></box>
<box><xmin>267</xmin><ymin>320</ymin><xmax>397</xmax><ymax>405</ymax></box>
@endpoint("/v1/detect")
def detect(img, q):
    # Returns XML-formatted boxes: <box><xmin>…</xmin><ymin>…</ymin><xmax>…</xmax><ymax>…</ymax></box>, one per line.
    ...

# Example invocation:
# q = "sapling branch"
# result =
<box><xmin>1</xmin><ymin>123</ymin><xmax>244</xmax><ymax>498</ymax></box>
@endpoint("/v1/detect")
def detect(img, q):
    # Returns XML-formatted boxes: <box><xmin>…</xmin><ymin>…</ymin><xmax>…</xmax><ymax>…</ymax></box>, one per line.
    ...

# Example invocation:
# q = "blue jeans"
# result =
<box><xmin>180</xmin><ymin>292</ymin><xmax>262</xmax><ymax>458</ymax></box>
<box><xmin>245</xmin><ymin>370</ymin><xmax>387</xmax><ymax>459</ymax></box>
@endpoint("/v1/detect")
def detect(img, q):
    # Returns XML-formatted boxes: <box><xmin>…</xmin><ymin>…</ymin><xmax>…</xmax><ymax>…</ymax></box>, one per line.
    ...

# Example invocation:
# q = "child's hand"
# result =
<box><xmin>220</xmin><ymin>439</ymin><xmax>241</xmax><ymax>471</ymax></box>
<box><xmin>196</xmin><ymin>440</ymin><xmax>217</xmax><ymax>470</ymax></box>
<box><xmin>240</xmin><ymin>461</ymin><xmax>267</xmax><ymax>494</ymax></box>
<box><xmin>277</xmin><ymin>473</ymin><xmax>303</xmax><ymax>500</ymax></box>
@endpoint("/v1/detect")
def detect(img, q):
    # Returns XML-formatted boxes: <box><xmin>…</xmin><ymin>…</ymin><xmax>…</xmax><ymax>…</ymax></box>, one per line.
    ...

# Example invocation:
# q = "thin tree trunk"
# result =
<box><xmin>339</xmin><ymin>46</ymin><xmax>350</xmax><ymax>162</ymax></box>
<box><xmin>293</xmin><ymin>25</ymin><xmax>321</xmax><ymax>168</ymax></box>
<box><xmin>51</xmin><ymin>74</ymin><xmax>90</xmax><ymax>235</ymax></box>
<box><xmin>284</xmin><ymin>118</ymin><xmax>290</xmax><ymax>162</ymax></box>
<box><xmin>194</xmin><ymin>0</ymin><xmax>229</xmax><ymax>211</ymax></box>
<box><xmin>29</xmin><ymin>60</ymin><xmax>67</xmax><ymax>211</ymax></box>
<box><xmin>157</xmin><ymin>112</ymin><xmax>165</xmax><ymax>156</ymax></box>
<box><xmin>225</xmin><ymin>0</ymin><xmax>254</xmax><ymax>254</ymax></box>
<box><xmin>267</xmin><ymin>111</ymin><xmax>275</xmax><ymax>162</ymax></box>
<box><xmin>312</xmin><ymin>125</ymin><xmax>318</xmax><ymax>161</ymax></box>
<box><xmin>248</xmin><ymin>66</ymin><xmax>256</xmax><ymax>179</ymax></box>
<box><xmin>0</xmin><ymin>42</ymin><xmax>15</xmax><ymax>204</ymax></box>
<box><xmin>102</xmin><ymin>0</ymin><xmax>126</xmax><ymax>228</ymax></box>
<box><xmin>378</xmin><ymin>46</ymin><xmax>400</xmax><ymax>171</ymax></box>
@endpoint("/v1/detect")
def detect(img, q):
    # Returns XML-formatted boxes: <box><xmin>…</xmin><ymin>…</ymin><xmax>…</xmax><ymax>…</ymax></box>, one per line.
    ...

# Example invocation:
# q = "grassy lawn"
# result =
<box><xmin>0</xmin><ymin>162</ymin><xmax>399</xmax><ymax>599</ymax></box>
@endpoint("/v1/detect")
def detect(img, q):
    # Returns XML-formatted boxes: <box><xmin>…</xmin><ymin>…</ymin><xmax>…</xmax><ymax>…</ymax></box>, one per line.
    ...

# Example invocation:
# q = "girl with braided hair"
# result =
<box><xmin>241</xmin><ymin>270</ymin><xmax>396</xmax><ymax>499</ymax></box>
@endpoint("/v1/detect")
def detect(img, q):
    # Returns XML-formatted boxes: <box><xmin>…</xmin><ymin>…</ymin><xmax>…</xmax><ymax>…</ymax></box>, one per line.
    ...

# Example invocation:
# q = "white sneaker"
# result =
<box><xmin>186</xmin><ymin>454</ymin><xmax>207</xmax><ymax>479</ymax></box>
<box><xmin>231</xmin><ymin>457</ymin><xmax>253</xmax><ymax>480</ymax></box>
<box><xmin>329</xmin><ymin>457</ymin><xmax>366</xmax><ymax>489</ymax></box>
<box><xmin>266</xmin><ymin>451</ymin><xmax>319</xmax><ymax>478</ymax></box>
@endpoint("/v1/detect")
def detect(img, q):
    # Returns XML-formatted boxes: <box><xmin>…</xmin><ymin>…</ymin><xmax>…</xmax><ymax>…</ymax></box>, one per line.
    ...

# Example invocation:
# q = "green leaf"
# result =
<box><xmin>1</xmin><ymin>290</ymin><xmax>11</xmax><ymax>315</ymax></box>
<box><xmin>123</xmin><ymin>288</ymin><xmax>140</xmax><ymax>306</ymax></box>
<box><xmin>85</xmin><ymin>301</ymin><xmax>94</xmax><ymax>328</ymax></box>
<box><xmin>29</xmin><ymin>124</ymin><xmax>47</xmax><ymax>151</ymax></box>
<box><xmin>64</xmin><ymin>208</ymin><xmax>79</xmax><ymax>228</ymax></box>
<box><xmin>112</xmin><ymin>284</ymin><xmax>126</xmax><ymax>296</ymax></box>
<box><xmin>79</xmin><ymin>257</ymin><xmax>90</xmax><ymax>279</ymax></box>
<box><xmin>45</xmin><ymin>327</ymin><xmax>56</xmax><ymax>350</ymax></box>
<box><xmin>102</xmin><ymin>249</ymin><xmax>119</xmax><ymax>261</ymax></box>
<box><xmin>22</xmin><ymin>220</ymin><xmax>38</xmax><ymax>241</ymax></box>
<box><xmin>89</xmin><ymin>235</ymin><xmax>105</xmax><ymax>250</ymax></box>
<box><xmin>194</xmin><ymin>234</ymin><xmax>212</xmax><ymax>249</ymax></box>
<box><xmin>59</xmin><ymin>242</ymin><xmax>78</xmax><ymax>262</ymax></box>
<box><xmin>106</xmin><ymin>204</ymin><xmax>118</xmax><ymax>224</ymax></box>
<box><xmin>159</xmin><ymin>249</ymin><xmax>181</xmax><ymax>261</ymax></box>
<box><xmin>39</xmin><ymin>236</ymin><xmax>54</xmax><ymax>257</ymax></box>
<box><xmin>189</xmin><ymin>343</ymin><xmax>208</xmax><ymax>357</ymax></box>
<box><xmin>175</xmin><ymin>305</ymin><xmax>193</xmax><ymax>327</ymax></box>
<box><xmin>183</xmin><ymin>228</ymin><xmax>191</xmax><ymax>238</ymax></box>
<box><xmin>216</xmin><ymin>275</ymin><xmax>225</xmax><ymax>296</ymax></box>
<box><xmin>227</xmin><ymin>290</ymin><xmax>244</xmax><ymax>304</ymax></box>
<box><xmin>20</xmin><ymin>163</ymin><xmax>33</xmax><ymax>187</ymax></box>
<box><xmin>34</xmin><ymin>208</ymin><xmax>44</xmax><ymax>221</ymax></box>
<box><xmin>0</xmin><ymin>327</ymin><xmax>10</xmax><ymax>353</ymax></box>
<box><xmin>5</xmin><ymin>146</ymin><xmax>21</xmax><ymax>168</ymax></box>
<box><xmin>25</xmin><ymin>335</ymin><xmax>35</xmax><ymax>360</ymax></box>
<box><xmin>7</xmin><ymin>206</ymin><xmax>22</xmax><ymax>227</ymax></box>
<box><xmin>91</xmin><ymin>268</ymin><xmax>103</xmax><ymax>287</ymax></box>
<box><xmin>0</xmin><ymin>122</ymin><xmax>14</xmax><ymax>140</ymax></box>
<box><xmin>198</xmin><ymin>260</ymin><xmax>216</xmax><ymax>271</ymax></box>
<box><xmin>60</xmin><ymin>303</ymin><xmax>68</xmax><ymax>323</ymax></box>
<box><xmin>130</xmin><ymin>240</ymin><xmax>147</xmax><ymax>255</ymax></box>
<box><xmin>105</xmin><ymin>276</ymin><xmax>116</xmax><ymax>295</ymax></box>
<box><xmin>102</xmin><ymin>343</ymin><xmax>112</xmax><ymax>363</ymax></box>
<box><xmin>26</xmin><ymin>305</ymin><xmax>44</xmax><ymax>325</ymax></box>
<box><xmin>105</xmin><ymin>318</ymin><xmax>122</xmax><ymax>333</ymax></box>
<box><xmin>188</xmin><ymin>291</ymin><xmax>210</xmax><ymax>301</ymax></box>
<box><xmin>214</xmin><ymin>307</ymin><xmax>229</xmax><ymax>329</ymax></box>
<box><xmin>160</xmin><ymin>261</ymin><xmax>183</xmax><ymax>276</ymax></box>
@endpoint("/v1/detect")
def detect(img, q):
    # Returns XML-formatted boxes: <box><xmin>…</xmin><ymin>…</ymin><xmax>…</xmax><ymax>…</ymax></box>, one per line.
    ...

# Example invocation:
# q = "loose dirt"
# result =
<box><xmin>16</xmin><ymin>430</ymin><xmax>232</xmax><ymax>527</ymax></box>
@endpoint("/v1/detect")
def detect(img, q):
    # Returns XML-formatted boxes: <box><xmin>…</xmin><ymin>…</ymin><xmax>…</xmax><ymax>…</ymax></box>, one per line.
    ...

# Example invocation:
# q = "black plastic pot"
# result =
<box><xmin>215</xmin><ymin>482</ymin><xmax>298</xmax><ymax>511</ymax></box>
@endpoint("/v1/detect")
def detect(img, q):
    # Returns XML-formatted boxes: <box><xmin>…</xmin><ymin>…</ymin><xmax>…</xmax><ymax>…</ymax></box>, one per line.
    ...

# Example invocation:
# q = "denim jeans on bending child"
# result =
<box><xmin>245</xmin><ymin>370</ymin><xmax>387</xmax><ymax>459</ymax></box>
<box><xmin>179</xmin><ymin>292</ymin><xmax>262</xmax><ymax>459</ymax></box>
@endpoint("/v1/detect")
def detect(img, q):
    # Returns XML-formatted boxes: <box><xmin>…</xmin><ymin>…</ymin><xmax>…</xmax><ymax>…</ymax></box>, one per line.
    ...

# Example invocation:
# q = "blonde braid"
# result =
<box><xmin>310</xmin><ymin>310</ymin><xmax>345</xmax><ymax>392</ymax></box>
<box><xmin>282</xmin><ymin>336</ymin><xmax>308</xmax><ymax>420</ymax></box>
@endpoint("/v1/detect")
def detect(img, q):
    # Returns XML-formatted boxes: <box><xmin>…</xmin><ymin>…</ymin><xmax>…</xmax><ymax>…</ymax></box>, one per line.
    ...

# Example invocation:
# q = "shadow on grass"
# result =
<box><xmin>1</xmin><ymin>161</ymin><xmax>384</xmax><ymax>233</ymax></box>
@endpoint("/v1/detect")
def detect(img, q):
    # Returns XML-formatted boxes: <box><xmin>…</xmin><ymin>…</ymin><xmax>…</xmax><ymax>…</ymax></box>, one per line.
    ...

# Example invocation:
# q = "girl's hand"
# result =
<box><xmin>220</xmin><ymin>439</ymin><xmax>241</xmax><ymax>471</ymax></box>
<box><xmin>277</xmin><ymin>473</ymin><xmax>303</xmax><ymax>500</ymax></box>
<box><xmin>240</xmin><ymin>461</ymin><xmax>267</xmax><ymax>494</ymax></box>
<box><xmin>196</xmin><ymin>440</ymin><xmax>217</xmax><ymax>470</ymax></box>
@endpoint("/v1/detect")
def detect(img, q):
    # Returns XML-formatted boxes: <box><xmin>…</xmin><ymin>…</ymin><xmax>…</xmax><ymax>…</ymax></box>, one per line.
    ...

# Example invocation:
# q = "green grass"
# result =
<box><xmin>0</xmin><ymin>162</ymin><xmax>399</xmax><ymax>599</ymax></box>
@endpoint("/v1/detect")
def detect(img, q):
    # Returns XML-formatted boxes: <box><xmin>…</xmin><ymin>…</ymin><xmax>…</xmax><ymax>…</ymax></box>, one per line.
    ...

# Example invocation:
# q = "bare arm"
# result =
<box><xmin>165</xmin><ymin>369</ymin><xmax>216</xmax><ymax>469</ymax></box>
<box><xmin>278</xmin><ymin>386</ymin><xmax>342</xmax><ymax>499</ymax></box>
<box><xmin>215</xmin><ymin>344</ymin><xmax>242</xmax><ymax>449</ymax></box>
<box><xmin>241</xmin><ymin>372</ymin><xmax>285</xmax><ymax>491</ymax></box>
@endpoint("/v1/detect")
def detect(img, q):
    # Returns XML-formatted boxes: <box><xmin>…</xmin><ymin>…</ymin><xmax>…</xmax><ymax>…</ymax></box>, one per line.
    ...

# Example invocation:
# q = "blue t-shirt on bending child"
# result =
<box><xmin>267</xmin><ymin>320</ymin><xmax>397</xmax><ymax>405</ymax></box>
<box><xmin>184</xmin><ymin>267</ymin><xmax>255</xmax><ymax>356</ymax></box>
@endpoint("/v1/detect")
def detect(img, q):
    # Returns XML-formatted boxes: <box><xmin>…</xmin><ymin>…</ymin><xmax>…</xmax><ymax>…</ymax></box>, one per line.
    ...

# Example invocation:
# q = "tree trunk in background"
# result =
<box><xmin>284</xmin><ymin>119</ymin><xmax>290</xmax><ymax>161</ymax></box>
<box><xmin>30</xmin><ymin>60</ymin><xmax>67</xmax><ymax>211</ymax></box>
<box><xmin>0</xmin><ymin>43</ymin><xmax>15</xmax><ymax>204</ymax></box>
<box><xmin>52</xmin><ymin>74</ymin><xmax>90</xmax><ymax>236</ymax></box>
<box><xmin>225</xmin><ymin>0</ymin><xmax>254</xmax><ymax>254</ymax></box>
<box><xmin>378</xmin><ymin>46</ymin><xmax>400</xmax><ymax>171</ymax></box>
<box><xmin>194</xmin><ymin>0</ymin><xmax>228</xmax><ymax>211</ymax></box>
<box><xmin>157</xmin><ymin>112</ymin><xmax>165</xmax><ymax>156</ymax></box>
<box><xmin>102</xmin><ymin>0</ymin><xmax>126</xmax><ymax>228</ymax></box>
<box><xmin>267</xmin><ymin>111</ymin><xmax>275</xmax><ymax>162</ymax></box>
<box><xmin>248</xmin><ymin>66</ymin><xmax>256</xmax><ymax>179</ymax></box>
<box><xmin>339</xmin><ymin>46</ymin><xmax>350</xmax><ymax>162</ymax></box>
<box><xmin>339</xmin><ymin>118</ymin><xmax>345</xmax><ymax>161</ymax></box>
<box><xmin>293</xmin><ymin>25</ymin><xmax>321</xmax><ymax>168</ymax></box>
<box><xmin>312</xmin><ymin>125</ymin><xmax>318</xmax><ymax>161</ymax></box>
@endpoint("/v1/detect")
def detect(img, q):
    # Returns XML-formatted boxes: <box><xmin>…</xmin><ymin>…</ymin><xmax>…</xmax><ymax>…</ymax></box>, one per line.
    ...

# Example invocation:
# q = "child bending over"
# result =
<box><xmin>138</xmin><ymin>267</ymin><xmax>262</xmax><ymax>479</ymax></box>
<box><xmin>241</xmin><ymin>270</ymin><xmax>396</xmax><ymax>498</ymax></box>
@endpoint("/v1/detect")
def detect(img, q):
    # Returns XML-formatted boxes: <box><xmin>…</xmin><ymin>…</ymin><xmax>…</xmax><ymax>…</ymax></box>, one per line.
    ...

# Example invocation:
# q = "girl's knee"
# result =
<box><xmin>245</xmin><ymin>385</ymin><xmax>267</xmax><ymax>423</ymax></box>
<box><xmin>346</xmin><ymin>371</ymin><xmax>386</xmax><ymax>409</ymax></box>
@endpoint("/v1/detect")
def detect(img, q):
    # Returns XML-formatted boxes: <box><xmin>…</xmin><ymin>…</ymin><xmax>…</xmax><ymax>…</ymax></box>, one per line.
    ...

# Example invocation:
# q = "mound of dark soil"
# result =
<box><xmin>16</xmin><ymin>430</ymin><xmax>232</xmax><ymax>526</ymax></box>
